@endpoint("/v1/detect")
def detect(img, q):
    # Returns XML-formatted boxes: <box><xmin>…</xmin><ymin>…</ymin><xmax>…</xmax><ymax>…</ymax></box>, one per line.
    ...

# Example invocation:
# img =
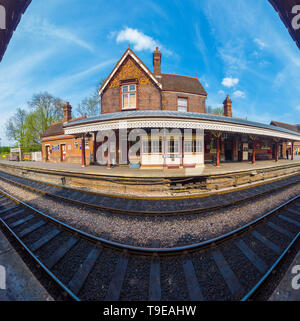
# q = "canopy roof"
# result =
<box><xmin>63</xmin><ymin>110</ymin><xmax>300</xmax><ymax>140</ymax></box>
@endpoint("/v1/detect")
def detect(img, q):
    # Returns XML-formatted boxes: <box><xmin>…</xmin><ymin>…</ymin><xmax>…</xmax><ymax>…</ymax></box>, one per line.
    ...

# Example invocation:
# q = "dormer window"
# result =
<box><xmin>178</xmin><ymin>97</ymin><xmax>188</xmax><ymax>112</ymax></box>
<box><xmin>122</xmin><ymin>84</ymin><xmax>136</xmax><ymax>109</ymax></box>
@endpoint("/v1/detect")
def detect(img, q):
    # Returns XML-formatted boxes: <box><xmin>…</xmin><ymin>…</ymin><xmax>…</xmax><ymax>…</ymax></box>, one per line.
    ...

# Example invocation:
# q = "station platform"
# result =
<box><xmin>0</xmin><ymin>159</ymin><xmax>299</xmax><ymax>196</ymax></box>
<box><xmin>0</xmin><ymin>228</ymin><xmax>53</xmax><ymax>301</ymax></box>
<box><xmin>268</xmin><ymin>249</ymin><xmax>300</xmax><ymax>301</ymax></box>
<box><xmin>0</xmin><ymin>159</ymin><xmax>299</xmax><ymax>178</ymax></box>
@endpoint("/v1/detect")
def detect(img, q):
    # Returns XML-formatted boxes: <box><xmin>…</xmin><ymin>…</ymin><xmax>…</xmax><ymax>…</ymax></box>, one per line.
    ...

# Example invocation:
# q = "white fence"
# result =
<box><xmin>31</xmin><ymin>152</ymin><xmax>42</xmax><ymax>162</ymax></box>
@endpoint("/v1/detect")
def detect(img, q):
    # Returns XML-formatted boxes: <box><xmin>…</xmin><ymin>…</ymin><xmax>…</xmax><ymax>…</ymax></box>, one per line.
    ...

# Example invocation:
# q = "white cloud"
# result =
<box><xmin>116</xmin><ymin>27</ymin><xmax>157</xmax><ymax>52</ymax></box>
<box><xmin>115</xmin><ymin>27</ymin><xmax>173</xmax><ymax>56</ymax></box>
<box><xmin>47</xmin><ymin>59</ymin><xmax>115</xmax><ymax>92</ymax></box>
<box><xmin>295</xmin><ymin>105</ymin><xmax>300</xmax><ymax>112</ymax></box>
<box><xmin>194</xmin><ymin>23</ymin><xmax>209</xmax><ymax>68</ymax></box>
<box><xmin>254</xmin><ymin>38</ymin><xmax>268</xmax><ymax>50</ymax></box>
<box><xmin>222</xmin><ymin>77</ymin><xmax>239</xmax><ymax>87</ymax></box>
<box><xmin>233</xmin><ymin>90</ymin><xmax>246</xmax><ymax>98</ymax></box>
<box><xmin>199</xmin><ymin>76</ymin><xmax>209</xmax><ymax>88</ymax></box>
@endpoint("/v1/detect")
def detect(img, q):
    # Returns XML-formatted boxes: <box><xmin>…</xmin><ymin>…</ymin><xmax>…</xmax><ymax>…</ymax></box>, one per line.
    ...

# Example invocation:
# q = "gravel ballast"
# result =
<box><xmin>0</xmin><ymin>178</ymin><xmax>299</xmax><ymax>248</ymax></box>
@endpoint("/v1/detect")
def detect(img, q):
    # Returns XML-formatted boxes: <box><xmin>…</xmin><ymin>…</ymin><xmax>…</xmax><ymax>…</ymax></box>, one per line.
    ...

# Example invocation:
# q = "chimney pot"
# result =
<box><xmin>64</xmin><ymin>102</ymin><xmax>72</xmax><ymax>122</ymax></box>
<box><xmin>153</xmin><ymin>47</ymin><xmax>161</xmax><ymax>76</ymax></box>
<box><xmin>223</xmin><ymin>95</ymin><xmax>232</xmax><ymax>117</ymax></box>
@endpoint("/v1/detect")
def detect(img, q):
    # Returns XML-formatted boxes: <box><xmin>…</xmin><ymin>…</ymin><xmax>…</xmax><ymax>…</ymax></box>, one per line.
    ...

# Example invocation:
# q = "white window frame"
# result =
<box><xmin>151</xmin><ymin>139</ymin><xmax>162</xmax><ymax>154</ymax></box>
<box><xmin>168</xmin><ymin>137</ymin><xmax>179</xmax><ymax>154</ymax></box>
<box><xmin>184</xmin><ymin>140</ymin><xmax>193</xmax><ymax>153</ymax></box>
<box><xmin>178</xmin><ymin>97</ymin><xmax>188</xmax><ymax>112</ymax></box>
<box><xmin>122</xmin><ymin>84</ymin><xmax>136</xmax><ymax>109</ymax></box>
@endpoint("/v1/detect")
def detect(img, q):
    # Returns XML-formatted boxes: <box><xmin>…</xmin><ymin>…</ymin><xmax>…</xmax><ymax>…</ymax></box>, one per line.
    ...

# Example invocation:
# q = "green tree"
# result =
<box><xmin>5</xmin><ymin>108</ymin><xmax>27</xmax><ymax>148</ymax></box>
<box><xmin>76</xmin><ymin>78</ymin><xmax>106</xmax><ymax>117</ymax></box>
<box><xmin>212</xmin><ymin>107</ymin><xmax>224</xmax><ymax>115</ymax></box>
<box><xmin>5</xmin><ymin>92</ymin><xmax>64</xmax><ymax>151</ymax></box>
<box><xmin>0</xmin><ymin>146</ymin><xmax>11</xmax><ymax>154</ymax></box>
<box><xmin>76</xmin><ymin>95</ymin><xmax>99</xmax><ymax>117</ymax></box>
<box><xmin>28</xmin><ymin>92</ymin><xmax>64</xmax><ymax>134</ymax></box>
<box><xmin>207</xmin><ymin>105</ymin><xmax>224</xmax><ymax>115</ymax></box>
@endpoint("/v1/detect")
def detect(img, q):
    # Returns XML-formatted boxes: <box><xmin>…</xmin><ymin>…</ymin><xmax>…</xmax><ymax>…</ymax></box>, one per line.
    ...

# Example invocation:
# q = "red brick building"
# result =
<box><xmin>42</xmin><ymin>47</ymin><xmax>300</xmax><ymax>168</ymax></box>
<box><xmin>100</xmin><ymin>47</ymin><xmax>207</xmax><ymax>114</ymax></box>
<box><xmin>41</xmin><ymin>103</ymin><xmax>93</xmax><ymax>164</ymax></box>
<box><xmin>270</xmin><ymin>121</ymin><xmax>300</xmax><ymax>158</ymax></box>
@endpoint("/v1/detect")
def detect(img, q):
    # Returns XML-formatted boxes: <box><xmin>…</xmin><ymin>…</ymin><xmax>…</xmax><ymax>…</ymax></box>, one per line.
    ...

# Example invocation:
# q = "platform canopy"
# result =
<box><xmin>64</xmin><ymin>110</ymin><xmax>300</xmax><ymax>141</ymax></box>
<box><xmin>0</xmin><ymin>0</ymin><xmax>31</xmax><ymax>62</ymax></box>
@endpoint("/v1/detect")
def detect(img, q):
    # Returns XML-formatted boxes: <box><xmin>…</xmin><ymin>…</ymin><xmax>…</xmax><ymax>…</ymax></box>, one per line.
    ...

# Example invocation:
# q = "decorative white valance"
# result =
<box><xmin>64</xmin><ymin>117</ymin><xmax>300</xmax><ymax>141</ymax></box>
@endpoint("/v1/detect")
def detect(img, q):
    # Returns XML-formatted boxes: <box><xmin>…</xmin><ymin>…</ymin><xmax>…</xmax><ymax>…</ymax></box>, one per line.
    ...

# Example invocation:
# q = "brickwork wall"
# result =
<box><xmin>42</xmin><ymin>136</ymin><xmax>94</xmax><ymax>165</ymax></box>
<box><xmin>101</xmin><ymin>56</ymin><xmax>161</xmax><ymax>113</ymax></box>
<box><xmin>162</xmin><ymin>92</ymin><xmax>206</xmax><ymax>112</ymax></box>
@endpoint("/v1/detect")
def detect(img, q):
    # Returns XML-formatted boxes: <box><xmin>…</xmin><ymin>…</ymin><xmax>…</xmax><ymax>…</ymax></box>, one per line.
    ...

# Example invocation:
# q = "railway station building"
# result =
<box><xmin>41</xmin><ymin>47</ymin><xmax>300</xmax><ymax>169</ymax></box>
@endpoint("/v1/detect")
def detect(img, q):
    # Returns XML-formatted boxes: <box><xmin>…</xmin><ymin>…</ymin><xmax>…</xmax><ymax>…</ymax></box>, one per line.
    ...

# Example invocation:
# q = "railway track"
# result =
<box><xmin>0</xmin><ymin>188</ymin><xmax>299</xmax><ymax>301</ymax></box>
<box><xmin>0</xmin><ymin>170</ymin><xmax>299</xmax><ymax>215</ymax></box>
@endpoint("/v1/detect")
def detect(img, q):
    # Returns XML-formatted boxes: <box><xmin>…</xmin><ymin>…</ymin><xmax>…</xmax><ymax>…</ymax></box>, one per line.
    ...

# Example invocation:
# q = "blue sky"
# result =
<box><xmin>0</xmin><ymin>0</ymin><xmax>300</xmax><ymax>146</ymax></box>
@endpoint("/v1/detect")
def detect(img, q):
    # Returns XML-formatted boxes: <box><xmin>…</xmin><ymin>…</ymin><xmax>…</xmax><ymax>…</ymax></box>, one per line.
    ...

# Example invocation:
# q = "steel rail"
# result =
<box><xmin>0</xmin><ymin>187</ymin><xmax>298</xmax><ymax>255</ymax></box>
<box><xmin>0</xmin><ymin>188</ymin><xmax>299</xmax><ymax>301</ymax></box>
<box><xmin>0</xmin><ymin>171</ymin><xmax>299</xmax><ymax>216</ymax></box>
<box><xmin>241</xmin><ymin>232</ymin><xmax>299</xmax><ymax>301</ymax></box>
<box><xmin>0</xmin><ymin>200</ymin><xmax>80</xmax><ymax>301</ymax></box>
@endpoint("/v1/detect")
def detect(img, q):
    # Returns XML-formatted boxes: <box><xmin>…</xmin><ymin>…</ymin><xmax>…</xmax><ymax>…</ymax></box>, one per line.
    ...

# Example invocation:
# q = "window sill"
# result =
<box><xmin>121</xmin><ymin>108</ymin><xmax>137</xmax><ymax>111</ymax></box>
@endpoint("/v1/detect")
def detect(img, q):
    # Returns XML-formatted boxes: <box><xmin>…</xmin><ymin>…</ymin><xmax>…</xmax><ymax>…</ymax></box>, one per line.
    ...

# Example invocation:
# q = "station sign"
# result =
<box><xmin>52</xmin><ymin>145</ymin><xmax>60</xmax><ymax>151</ymax></box>
<box><xmin>269</xmin><ymin>0</ymin><xmax>300</xmax><ymax>49</ymax></box>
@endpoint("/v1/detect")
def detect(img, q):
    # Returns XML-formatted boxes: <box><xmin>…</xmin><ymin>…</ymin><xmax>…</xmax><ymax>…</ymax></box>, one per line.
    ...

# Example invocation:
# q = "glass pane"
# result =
<box><xmin>152</xmin><ymin>141</ymin><xmax>159</xmax><ymax>153</ymax></box>
<box><xmin>129</xmin><ymin>84</ymin><xmax>136</xmax><ymax>91</ymax></box>
<box><xmin>123</xmin><ymin>94</ymin><xmax>128</xmax><ymax>108</ymax></box>
<box><xmin>122</xmin><ymin>85</ymin><xmax>129</xmax><ymax>92</ymax></box>
<box><xmin>129</xmin><ymin>93</ymin><xmax>136</xmax><ymax>107</ymax></box>
<box><xmin>142</xmin><ymin>141</ymin><xmax>149</xmax><ymax>153</ymax></box>
<box><xmin>178</xmin><ymin>98</ymin><xmax>187</xmax><ymax>107</ymax></box>
<box><xmin>174</xmin><ymin>141</ymin><xmax>179</xmax><ymax>153</ymax></box>
<box><xmin>196</xmin><ymin>140</ymin><xmax>202</xmax><ymax>153</ymax></box>
<box><xmin>178</xmin><ymin>106</ymin><xmax>187</xmax><ymax>112</ymax></box>
<box><xmin>184</xmin><ymin>141</ymin><xmax>192</xmax><ymax>152</ymax></box>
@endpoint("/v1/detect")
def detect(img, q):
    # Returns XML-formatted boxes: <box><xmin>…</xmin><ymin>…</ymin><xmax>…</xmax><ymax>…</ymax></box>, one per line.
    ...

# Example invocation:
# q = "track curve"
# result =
<box><xmin>0</xmin><ymin>187</ymin><xmax>299</xmax><ymax>301</ymax></box>
<box><xmin>0</xmin><ymin>170</ymin><xmax>299</xmax><ymax>216</ymax></box>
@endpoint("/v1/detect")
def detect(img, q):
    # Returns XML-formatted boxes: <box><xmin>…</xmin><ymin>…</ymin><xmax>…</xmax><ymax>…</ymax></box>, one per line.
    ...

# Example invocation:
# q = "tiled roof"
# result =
<box><xmin>270</xmin><ymin>121</ymin><xmax>300</xmax><ymax>133</ymax></box>
<box><xmin>64</xmin><ymin>110</ymin><xmax>300</xmax><ymax>137</ymax></box>
<box><xmin>161</xmin><ymin>73</ymin><xmax>207</xmax><ymax>96</ymax></box>
<box><xmin>41</xmin><ymin>122</ymin><xmax>64</xmax><ymax>138</ymax></box>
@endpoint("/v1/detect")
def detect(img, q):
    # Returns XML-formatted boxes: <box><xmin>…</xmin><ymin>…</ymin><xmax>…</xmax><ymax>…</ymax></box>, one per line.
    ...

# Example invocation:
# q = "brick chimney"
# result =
<box><xmin>153</xmin><ymin>47</ymin><xmax>161</xmax><ymax>77</ymax></box>
<box><xmin>64</xmin><ymin>102</ymin><xmax>72</xmax><ymax>122</ymax></box>
<box><xmin>223</xmin><ymin>95</ymin><xmax>232</xmax><ymax>117</ymax></box>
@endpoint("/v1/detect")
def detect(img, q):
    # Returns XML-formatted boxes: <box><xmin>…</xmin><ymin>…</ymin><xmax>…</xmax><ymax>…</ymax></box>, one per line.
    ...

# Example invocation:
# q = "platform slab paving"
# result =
<box><xmin>268</xmin><ymin>249</ymin><xmax>300</xmax><ymax>301</ymax></box>
<box><xmin>0</xmin><ymin>159</ymin><xmax>299</xmax><ymax>178</ymax></box>
<box><xmin>0</xmin><ymin>228</ymin><xmax>53</xmax><ymax>301</ymax></box>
